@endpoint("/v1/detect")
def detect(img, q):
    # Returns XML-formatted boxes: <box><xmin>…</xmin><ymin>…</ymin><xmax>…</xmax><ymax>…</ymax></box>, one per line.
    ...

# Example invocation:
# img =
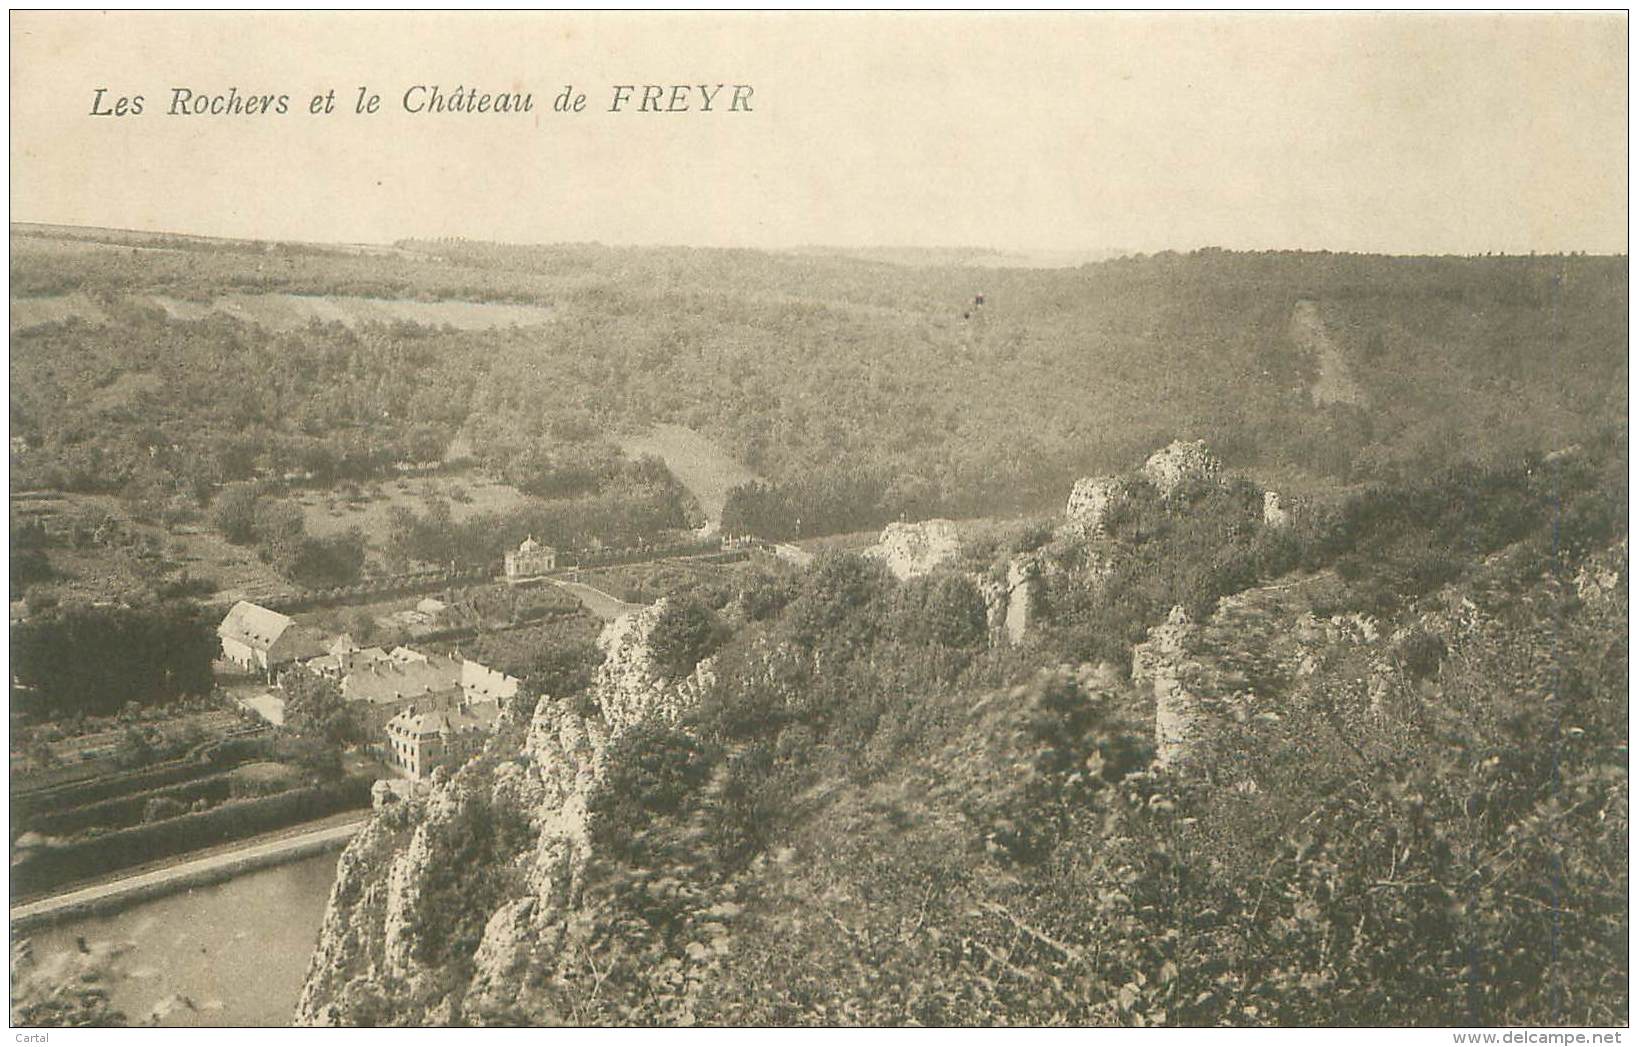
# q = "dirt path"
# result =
<box><xmin>11</xmin><ymin>812</ymin><xmax>369</xmax><ymax>928</ymax></box>
<box><xmin>550</xmin><ymin>579</ymin><xmax>647</xmax><ymax>621</ymax></box>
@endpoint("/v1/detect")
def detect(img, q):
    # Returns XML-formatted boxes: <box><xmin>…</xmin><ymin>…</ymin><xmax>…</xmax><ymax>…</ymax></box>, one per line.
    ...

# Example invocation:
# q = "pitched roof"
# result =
<box><xmin>218</xmin><ymin>601</ymin><xmax>296</xmax><ymax>653</ymax></box>
<box><xmin>341</xmin><ymin>653</ymin><xmax>464</xmax><ymax>706</ymax></box>
<box><xmin>387</xmin><ymin>698</ymin><xmax>500</xmax><ymax>738</ymax></box>
<box><xmin>307</xmin><ymin>646</ymin><xmax>392</xmax><ymax>677</ymax></box>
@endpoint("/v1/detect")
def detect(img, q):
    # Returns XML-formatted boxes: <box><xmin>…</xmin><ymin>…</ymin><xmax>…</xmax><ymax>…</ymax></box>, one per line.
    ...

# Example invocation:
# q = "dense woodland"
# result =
<box><xmin>11</xmin><ymin>235</ymin><xmax>1627</xmax><ymax>551</ymax></box>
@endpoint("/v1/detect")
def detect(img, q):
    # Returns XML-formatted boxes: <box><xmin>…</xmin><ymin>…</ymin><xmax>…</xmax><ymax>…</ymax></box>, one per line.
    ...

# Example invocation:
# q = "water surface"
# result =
<box><xmin>20</xmin><ymin>851</ymin><xmax>340</xmax><ymax>1027</ymax></box>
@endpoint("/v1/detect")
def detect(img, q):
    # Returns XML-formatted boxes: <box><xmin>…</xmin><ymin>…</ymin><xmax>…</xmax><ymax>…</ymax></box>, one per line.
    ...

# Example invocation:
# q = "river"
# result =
<box><xmin>18</xmin><ymin>851</ymin><xmax>340</xmax><ymax>1027</ymax></box>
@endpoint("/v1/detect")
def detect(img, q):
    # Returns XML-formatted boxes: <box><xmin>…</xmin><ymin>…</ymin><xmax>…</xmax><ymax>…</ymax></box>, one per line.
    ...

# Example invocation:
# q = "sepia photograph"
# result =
<box><xmin>5</xmin><ymin>9</ymin><xmax>1630</xmax><ymax>1033</ymax></box>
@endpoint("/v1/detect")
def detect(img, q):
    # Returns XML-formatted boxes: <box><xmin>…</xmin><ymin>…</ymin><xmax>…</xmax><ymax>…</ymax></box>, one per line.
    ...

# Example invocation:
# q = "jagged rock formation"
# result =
<box><xmin>1132</xmin><ymin>581</ymin><xmax>1390</xmax><ymax>771</ymax></box>
<box><xmin>868</xmin><ymin>519</ymin><xmax>961</xmax><ymax>581</ymax></box>
<box><xmin>295</xmin><ymin>598</ymin><xmax>713</xmax><ymax>1026</ymax></box>
<box><xmin>1132</xmin><ymin>606</ymin><xmax>1209</xmax><ymax>769</ymax></box>
<box><xmin>594</xmin><ymin>597</ymin><xmax>717</xmax><ymax>731</ymax></box>
<box><xmin>1263</xmin><ymin>490</ymin><xmax>1290</xmax><ymax>528</ymax></box>
<box><xmin>1141</xmin><ymin>439</ymin><xmax>1222</xmax><ymax>496</ymax></box>
<box><xmin>1064</xmin><ymin>476</ymin><xmax>1127</xmax><ymax>537</ymax></box>
<box><xmin>1003</xmin><ymin>557</ymin><xmax>1039</xmax><ymax>645</ymax></box>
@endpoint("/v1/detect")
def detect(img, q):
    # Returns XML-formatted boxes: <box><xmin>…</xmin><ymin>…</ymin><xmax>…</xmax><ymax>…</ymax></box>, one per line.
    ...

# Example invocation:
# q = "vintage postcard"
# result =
<box><xmin>7</xmin><ymin>10</ymin><xmax>1629</xmax><ymax>1035</ymax></box>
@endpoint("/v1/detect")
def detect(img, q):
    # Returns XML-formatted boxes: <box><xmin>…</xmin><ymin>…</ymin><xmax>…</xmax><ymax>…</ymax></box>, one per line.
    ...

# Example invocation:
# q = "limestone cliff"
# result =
<box><xmin>295</xmin><ymin>598</ymin><xmax>714</xmax><ymax>1026</ymax></box>
<box><xmin>1064</xmin><ymin>476</ymin><xmax>1127</xmax><ymax>537</ymax></box>
<box><xmin>1141</xmin><ymin>439</ymin><xmax>1222</xmax><ymax>496</ymax></box>
<box><xmin>867</xmin><ymin>519</ymin><xmax>962</xmax><ymax>581</ymax></box>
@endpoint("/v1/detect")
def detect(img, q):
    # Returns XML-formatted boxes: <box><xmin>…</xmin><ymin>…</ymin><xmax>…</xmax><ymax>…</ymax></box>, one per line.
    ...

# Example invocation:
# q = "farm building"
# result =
<box><xmin>461</xmin><ymin>659</ymin><xmax>520</xmax><ymax>705</ymax></box>
<box><xmin>218</xmin><ymin>601</ymin><xmax>325</xmax><ymax>680</ymax></box>
<box><xmin>505</xmin><ymin>536</ymin><xmax>557</xmax><ymax>582</ymax></box>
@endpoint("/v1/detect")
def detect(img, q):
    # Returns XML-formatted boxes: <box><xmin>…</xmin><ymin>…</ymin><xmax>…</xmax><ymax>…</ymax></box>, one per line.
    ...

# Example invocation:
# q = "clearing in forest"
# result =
<box><xmin>615</xmin><ymin>424</ymin><xmax>758</xmax><ymax>532</ymax></box>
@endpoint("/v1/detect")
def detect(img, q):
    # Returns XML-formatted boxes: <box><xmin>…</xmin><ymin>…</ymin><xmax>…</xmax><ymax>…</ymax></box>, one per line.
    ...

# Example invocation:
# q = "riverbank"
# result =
<box><xmin>11</xmin><ymin>812</ymin><xmax>368</xmax><ymax>932</ymax></box>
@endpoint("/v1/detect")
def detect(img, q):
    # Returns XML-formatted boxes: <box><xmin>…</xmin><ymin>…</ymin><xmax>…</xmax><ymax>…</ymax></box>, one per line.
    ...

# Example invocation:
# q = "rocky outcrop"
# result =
<box><xmin>1132</xmin><ymin>581</ymin><xmax>1386</xmax><ymax>771</ymax></box>
<box><xmin>594</xmin><ymin>598</ymin><xmax>717</xmax><ymax>732</ymax></box>
<box><xmin>1263</xmin><ymin>490</ymin><xmax>1291</xmax><ymax>528</ymax></box>
<box><xmin>1064</xmin><ymin>476</ymin><xmax>1127</xmax><ymax>537</ymax></box>
<box><xmin>1575</xmin><ymin>538</ymin><xmax>1627</xmax><ymax>605</ymax></box>
<box><xmin>295</xmin><ymin>813</ymin><xmax>418</xmax><ymax>1025</ymax></box>
<box><xmin>1004</xmin><ymin>558</ymin><xmax>1039</xmax><ymax>645</ymax></box>
<box><xmin>868</xmin><ymin>519</ymin><xmax>961</xmax><ymax>581</ymax></box>
<box><xmin>1132</xmin><ymin>606</ymin><xmax>1211</xmax><ymax>769</ymax></box>
<box><xmin>296</xmin><ymin>597</ymin><xmax>715</xmax><ymax>1026</ymax></box>
<box><xmin>1142</xmin><ymin>439</ymin><xmax>1222</xmax><ymax>496</ymax></box>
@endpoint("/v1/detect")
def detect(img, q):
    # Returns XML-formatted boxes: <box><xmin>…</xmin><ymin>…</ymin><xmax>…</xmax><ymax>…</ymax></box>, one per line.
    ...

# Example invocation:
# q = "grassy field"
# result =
<box><xmin>572</xmin><ymin>558</ymin><xmax>744</xmax><ymax>605</ymax></box>
<box><xmin>615</xmin><ymin>424</ymin><xmax>758</xmax><ymax>529</ymax></box>
<box><xmin>12</xmin><ymin>490</ymin><xmax>290</xmax><ymax>606</ymax></box>
<box><xmin>296</xmin><ymin>469</ymin><xmax>534</xmax><ymax>543</ymax></box>
<box><xmin>10</xmin><ymin>291</ymin><xmax>555</xmax><ymax>333</ymax></box>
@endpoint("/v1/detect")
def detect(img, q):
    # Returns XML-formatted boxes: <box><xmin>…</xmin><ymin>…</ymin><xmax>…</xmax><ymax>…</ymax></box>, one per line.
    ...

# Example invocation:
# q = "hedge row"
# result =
<box><xmin>25</xmin><ymin>774</ymin><xmax>235</xmax><ymax>839</ymax></box>
<box><xmin>262</xmin><ymin>566</ymin><xmax>497</xmax><ymax>614</ymax></box>
<box><xmin>15</xmin><ymin>760</ymin><xmax>215</xmax><ymax>821</ymax></box>
<box><xmin>14</xmin><ymin>734</ymin><xmax>270</xmax><ymax>821</ymax></box>
<box><xmin>12</xmin><ymin>776</ymin><xmax>374</xmax><ymax>898</ymax></box>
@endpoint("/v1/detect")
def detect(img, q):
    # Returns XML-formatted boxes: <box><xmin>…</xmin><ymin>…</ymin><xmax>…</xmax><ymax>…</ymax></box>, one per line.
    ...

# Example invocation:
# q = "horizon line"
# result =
<box><xmin>9</xmin><ymin>218</ymin><xmax>1629</xmax><ymax>262</ymax></box>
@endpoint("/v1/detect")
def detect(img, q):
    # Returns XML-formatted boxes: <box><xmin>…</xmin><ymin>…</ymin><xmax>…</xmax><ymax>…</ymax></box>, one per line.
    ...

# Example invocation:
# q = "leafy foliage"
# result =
<box><xmin>10</xmin><ymin>600</ymin><xmax>216</xmax><ymax>720</ymax></box>
<box><xmin>647</xmin><ymin>596</ymin><xmax>726</xmax><ymax>680</ymax></box>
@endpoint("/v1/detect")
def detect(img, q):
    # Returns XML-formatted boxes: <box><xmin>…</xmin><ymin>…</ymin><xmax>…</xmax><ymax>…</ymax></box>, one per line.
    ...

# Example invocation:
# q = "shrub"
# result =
<box><xmin>141</xmin><ymin>796</ymin><xmax>189</xmax><ymax>823</ymax></box>
<box><xmin>648</xmin><ymin>596</ymin><xmax>726</xmax><ymax>679</ymax></box>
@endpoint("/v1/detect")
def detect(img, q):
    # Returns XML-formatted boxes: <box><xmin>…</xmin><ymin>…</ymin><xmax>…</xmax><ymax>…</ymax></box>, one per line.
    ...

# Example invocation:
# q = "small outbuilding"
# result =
<box><xmin>504</xmin><ymin>536</ymin><xmax>557</xmax><ymax>582</ymax></box>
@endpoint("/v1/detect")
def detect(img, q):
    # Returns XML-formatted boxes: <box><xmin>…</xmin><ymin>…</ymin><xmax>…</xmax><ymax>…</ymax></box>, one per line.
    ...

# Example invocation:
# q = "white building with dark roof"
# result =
<box><xmin>218</xmin><ymin>601</ymin><xmax>324</xmax><ymax>679</ymax></box>
<box><xmin>504</xmin><ymin>536</ymin><xmax>557</xmax><ymax>582</ymax></box>
<box><xmin>384</xmin><ymin>697</ymin><xmax>500</xmax><ymax>779</ymax></box>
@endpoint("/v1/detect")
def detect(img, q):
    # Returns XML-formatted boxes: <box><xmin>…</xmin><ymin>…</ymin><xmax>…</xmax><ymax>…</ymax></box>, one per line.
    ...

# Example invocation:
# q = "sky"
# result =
<box><xmin>9</xmin><ymin>11</ymin><xmax>1630</xmax><ymax>254</ymax></box>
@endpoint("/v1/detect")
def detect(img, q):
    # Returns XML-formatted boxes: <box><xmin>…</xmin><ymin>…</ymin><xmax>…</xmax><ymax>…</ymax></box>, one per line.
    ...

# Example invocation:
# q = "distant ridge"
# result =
<box><xmin>783</xmin><ymin>245</ymin><xmax>1134</xmax><ymax>269</ymax></box>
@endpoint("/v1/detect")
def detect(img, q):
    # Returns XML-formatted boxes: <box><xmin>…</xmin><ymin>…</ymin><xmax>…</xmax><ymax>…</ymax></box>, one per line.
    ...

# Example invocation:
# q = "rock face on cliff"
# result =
<box><xmin>868</xmin><ymin>519</ymin><xmax>962</xmax><ymax>581</ymax></box>
<box><xmin>295</xmin><ymin>598</ymin><xmax>714</xmax><ymax>1027</ymax></box>
<box><xmin>1131</xmin><ymin>579</ymin><xmax>1387</xmax><ymax>771</ymax></box>
<box><xmin>1064</xmin><ymin>476</ymin><xmax>1127</xmax><ymax>537</ymax></box>
<box><xmin>1003</xmin><ymin>558</ymin><xmax>1039</xmax><ymax>645</ymax></box>
<box><xmin>1141</xmin><ymin>439</ymin><xmax>1222</xmax><ymax>496</ymax></box>
<box><xmin>1263</xmin><ymin>490</ymin><xmax>1291</xmax><ymax>528</ymax></box>
<box><xmin>594</xmin><ymin>597</ymin><xmax>717</xmax><ymax>731</ymax></box>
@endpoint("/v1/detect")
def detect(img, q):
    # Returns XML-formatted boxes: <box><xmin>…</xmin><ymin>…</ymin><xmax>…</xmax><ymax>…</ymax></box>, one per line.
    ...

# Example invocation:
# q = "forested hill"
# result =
<box><xmin>10</xmin><ymin>227</ymin><xmax>1627</xmax><ymax>537</ymax></box>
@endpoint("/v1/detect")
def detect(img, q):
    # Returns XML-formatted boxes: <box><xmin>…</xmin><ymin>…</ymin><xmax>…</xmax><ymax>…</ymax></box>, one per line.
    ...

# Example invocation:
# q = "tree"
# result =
<box><xmin>282</xmin><ymin>670</ymin><xmax>365</xmax><ymax>751</ymax></box>
<box><xmin>211</xmin><ymin>482</ymin><xmax>261</xmax><ymax>544</ymax></box>
<box><xmin>892</xmin><ymin>572</ymin><xmax>989</xmax><ymax>649</ymax></box>
<box><xmin>10</xmin><ymin>601</ymin><xmax>215</xmax><ymax>721</ymax></box>
<box><xmin>114</xmin><ymin>726</ymin><xmax>158</xmax><ymax>770</ymax></box>
<box><xmin>648</xmin><ymin>596</ymin><xmax>726</xmax><ymax>680</ymax></box>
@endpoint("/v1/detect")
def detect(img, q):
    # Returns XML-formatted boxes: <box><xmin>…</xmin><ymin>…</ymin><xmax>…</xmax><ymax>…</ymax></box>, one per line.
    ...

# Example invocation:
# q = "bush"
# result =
<box><xmin>26</xmin><ymin>774</ymin><xmax>233</xmax><ymax>837</ymax></box>
<box><xmin>588</xmin><ymin>724</ymin><xmax>717</xmax><ymax>863</ymax></box>
<box><xmin>648</xmin><ymin>596</ymin><xmax>726</xmax><ymax>679</ymax></box>
<box><xmin>141</xmin><ymin>795</ymin><xmax>190</xmax><ymax>823</ymax></box>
